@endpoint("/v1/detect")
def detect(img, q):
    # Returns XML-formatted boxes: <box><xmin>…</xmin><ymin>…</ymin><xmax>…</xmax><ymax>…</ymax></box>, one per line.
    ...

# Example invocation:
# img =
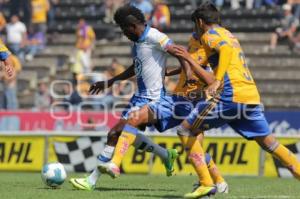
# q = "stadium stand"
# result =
<box><xmin>1</xmin><ymin>0</ymin><xmax>298</xmax><ymax>110</ymax></box>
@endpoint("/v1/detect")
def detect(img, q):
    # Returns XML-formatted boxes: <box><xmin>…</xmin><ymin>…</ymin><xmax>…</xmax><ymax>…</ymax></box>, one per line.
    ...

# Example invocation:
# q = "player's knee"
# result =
<box><xmin>127</xmin><ymin>112</ymin><xmax>147</xmax><ymax>127</ymax></box>
<box><xmin>127</xmin><ymin>117</ymin><xmax>141</xmax><ymax>127</ymax></box>
<box><xmin>196</xmin><ymin>132</ymin><xmax>204</xmax><ymax>145</ymax></box>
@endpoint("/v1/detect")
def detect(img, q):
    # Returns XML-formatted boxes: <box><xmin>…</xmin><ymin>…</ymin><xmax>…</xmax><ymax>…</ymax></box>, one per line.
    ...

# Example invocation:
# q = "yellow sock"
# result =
<box><xmin>205</xmin><ymin>153</ymin><xmax>225</xmax><ymax>184</ymax></box>
<box><xmin>179</xmin><ymin>135</ymin><xmax>214</xmax><ymax>186</ymax></box>
<box><xmin>272</xmin><ymin>144</ymin><xmax>300</xmax><ymax>180</ymax></box>
<box><xmin>111</xmin><ymin>124</ymin><xmax>138</xmax><ymax>167</ymax></box>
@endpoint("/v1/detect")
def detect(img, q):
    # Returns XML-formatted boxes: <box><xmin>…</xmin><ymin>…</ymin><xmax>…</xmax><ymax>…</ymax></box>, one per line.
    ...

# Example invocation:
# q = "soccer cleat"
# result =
<box><xmin>192</xmin><ymin>181</ymin><xmax>229</xmax><ymax>194</ymax></box>
<box><xmin>216</xmin><ymin>181</ymin><xmax>229</xmax><ymax>193</ymax></box>
<box><xmin>97</xmin><ymin>161</ymin><xmax>120</xmax><ymax>178</ymax></box>
<box><xmin>184</xmin><ymin>185</ymin><xmax>217</xmax><ymax>199</ymax></box>
<box><xmin>164</xmin><ymin>149</ymin><xmax>179</xmax><ymax>177</ymax></box>
<box><xmin>69</xmin><ymin>178</ymin><xmax>95</xmax><ymax>191</ymax></box>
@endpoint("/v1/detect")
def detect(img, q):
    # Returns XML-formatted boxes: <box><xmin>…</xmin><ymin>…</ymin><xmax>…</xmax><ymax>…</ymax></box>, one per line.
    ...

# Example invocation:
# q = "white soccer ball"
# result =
<box><xmin>41</xmin><ymin>162</ymin><xmax>67</xmax><ymax>188</ymax></box>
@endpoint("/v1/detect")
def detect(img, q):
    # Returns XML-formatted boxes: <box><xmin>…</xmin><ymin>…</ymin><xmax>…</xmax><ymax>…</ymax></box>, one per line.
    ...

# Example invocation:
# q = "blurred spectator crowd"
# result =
<box><xmin>0</xmin><ymin>0</ymin><xmax>54</xmax><ymax>62</ymax></box>
<box><xmin>0</xmin><ymin>0</ymin><xmax>300</xmax><ymax>112</ymax></box>
<box><xmin>267</xmin><ymin>2</ymin><xmax>300</xmax><ymax>52</ymax></box>
<box><xmin>0</xmin><ymin>0</ymin><xmax>172</xmax><ymax>112</ymax></box>
<box><xmin>103</xmin><ymin>0</ymin><xmax>171</xmax><ymax>30</ymax></box>
<box><xmin>0</xmin><ymin>0</ymin><xmax>55</xmax><ymax>111</ymax></box>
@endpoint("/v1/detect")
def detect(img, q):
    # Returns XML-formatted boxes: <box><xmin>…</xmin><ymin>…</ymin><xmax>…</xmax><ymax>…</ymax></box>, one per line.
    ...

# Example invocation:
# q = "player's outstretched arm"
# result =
<box><xmin>165</xmin><ymin>67</ymin><xmax>181</xmax><ymax>76</ymax></box>
<box><xmin>89</xmin><ymin>64</ymin><xmax>135</xmax><ymax>95</ymax></box>
<box><xmin>172</xmin><ymin>45</ymin><xmax>215</xmax><ymax>85</ymax></box>
<box><xmin>166</xmin><ymin>44</ymin><xmax>196</xmax><ymax>83</ymax></box>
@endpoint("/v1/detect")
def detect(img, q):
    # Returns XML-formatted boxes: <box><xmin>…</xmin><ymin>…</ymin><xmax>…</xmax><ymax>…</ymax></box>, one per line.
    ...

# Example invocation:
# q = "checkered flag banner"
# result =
<box><xmin>273</xmin><ymin>142</ymin><xmax>300</xmax><ymax>178</ymax></box>
<box><xmin>54</xmin><ymin>137</ymin><xmax>107</xmax><ymax>172</ymax></box>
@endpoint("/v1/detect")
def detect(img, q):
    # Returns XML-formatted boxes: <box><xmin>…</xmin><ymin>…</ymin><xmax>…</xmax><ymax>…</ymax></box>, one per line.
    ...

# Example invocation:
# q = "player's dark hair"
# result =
<box><xmin>114</xmin><ymin>4</ymin><xmax>146</xmax><ymax>27</ymax></box>
<box><xmin>191</xmin><ymin>1</ymin><xmax>221</xmax><ymax>25</ymax></box>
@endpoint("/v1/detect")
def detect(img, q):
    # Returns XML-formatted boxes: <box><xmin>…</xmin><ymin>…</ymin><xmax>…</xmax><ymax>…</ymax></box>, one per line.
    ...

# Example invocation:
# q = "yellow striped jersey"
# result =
<box><xmin>201</xmin><ymin>26</ymin><xmax>260</xmax><ymax>104</ymax></box>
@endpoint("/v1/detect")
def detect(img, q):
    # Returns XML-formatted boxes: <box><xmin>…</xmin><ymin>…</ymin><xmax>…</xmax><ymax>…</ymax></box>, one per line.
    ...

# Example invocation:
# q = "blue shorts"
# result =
<box><xmin>121</xmin><ymin>95</ymin><xmax>152</xmax><ymax>119</ymax></box>
<box><xmin>148</xmin><ymin>95</ymin><xmax>196</xmax><ymax>132</ymax></box>
<box><xmin>186</xmin><ymin>98</ymin><xmax>270</xmax><ymax>139</ymax></box>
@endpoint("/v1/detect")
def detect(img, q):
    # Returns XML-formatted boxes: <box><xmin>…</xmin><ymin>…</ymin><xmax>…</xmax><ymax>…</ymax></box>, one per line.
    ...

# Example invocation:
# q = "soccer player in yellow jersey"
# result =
<box><xmin>171</xmin><ymin>32</ymin><xmax>228</xmax><ymax>194</ymax></box>
<box><xmin>173</xmin><ymin>33</ymin><xmax>208</xmax><ymax>99</ymax></box>
<box><xmin>173</xmin><ymin>2</ymin><xmax>300</xmax><ymax>198</ymax></box>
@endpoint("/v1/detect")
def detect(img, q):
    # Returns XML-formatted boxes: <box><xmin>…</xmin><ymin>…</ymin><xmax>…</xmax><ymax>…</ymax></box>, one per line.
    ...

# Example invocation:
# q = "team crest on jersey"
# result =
<box><xmin>133</xmin><ymin>57</ymin><xmax>142</xmax><ymax>77</ymax></box>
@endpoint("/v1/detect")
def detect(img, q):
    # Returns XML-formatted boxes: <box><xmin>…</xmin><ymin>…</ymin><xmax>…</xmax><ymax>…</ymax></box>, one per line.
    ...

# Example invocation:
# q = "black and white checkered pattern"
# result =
<box><xmin>54</xmin><ymin>137</ymin><xmax>107</xmax><ymax>172</ymax></box>
<box><xmin>273</xmin><ymin>142</ymin><xmax>300</xmax><ymax>178</ymax></box>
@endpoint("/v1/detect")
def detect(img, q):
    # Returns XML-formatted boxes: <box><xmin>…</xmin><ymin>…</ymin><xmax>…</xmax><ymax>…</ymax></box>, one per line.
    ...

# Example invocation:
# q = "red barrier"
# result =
<box><xmin>0</xmin><ymin>111</ymin><xmax>120</xmax><ymax>131</ymax></box>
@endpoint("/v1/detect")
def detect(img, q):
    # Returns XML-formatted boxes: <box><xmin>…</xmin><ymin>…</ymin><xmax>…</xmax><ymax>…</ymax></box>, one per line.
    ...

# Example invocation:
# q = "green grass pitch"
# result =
<box><xmin>0</xmin><ymin>172</ymin><xmax>299</xmax><ymax>199</ymax></box>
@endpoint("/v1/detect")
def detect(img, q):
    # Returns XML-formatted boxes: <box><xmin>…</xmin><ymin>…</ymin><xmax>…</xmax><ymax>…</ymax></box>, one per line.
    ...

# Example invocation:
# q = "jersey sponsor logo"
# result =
<box><xmin>133</xmin><ymin>57</ymin><xmax>142</xmax><ymax>77</ymax></box>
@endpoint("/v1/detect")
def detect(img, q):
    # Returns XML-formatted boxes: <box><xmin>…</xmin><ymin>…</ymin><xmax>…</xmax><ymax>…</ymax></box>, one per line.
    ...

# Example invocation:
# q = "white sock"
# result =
<box><xmin>87</xmin><ymin>145</ymin><xmax>115</xmax><ymax>185</ymax></box>
<box><xmin>133</xmin><ymin>133</ymin><xmax>168</xmax><ymax>161</ymax></box>
<box><xmin>98</xmin><ymin>145</ymin><xmax>115</xmax><ymax>163</ymax></box>
<box><xmin>87</xmin><ymin>168</ymin><xmax>100</xmax><ymax>185</ymax></box>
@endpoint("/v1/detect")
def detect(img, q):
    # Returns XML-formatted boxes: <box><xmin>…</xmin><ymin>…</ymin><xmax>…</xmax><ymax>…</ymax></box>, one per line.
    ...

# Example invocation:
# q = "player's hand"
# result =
<box><xmin>89</xmin><ymin>80</ymin><xmax>112</xmax><ymax>95</ymax></box>
<box><xmin>4</xmin><ymin>64</ymin><xmax>14</xmax><ymax>78</ymax></box>
<box><xmin>205</xmin><ymin>80</ymin><xmax>221</xmax><ymax>97</ymax></box>
<box><xmin>173</xmin><ymin>45</ymin><xmax>190</xmax><ymax>59</ymax></box>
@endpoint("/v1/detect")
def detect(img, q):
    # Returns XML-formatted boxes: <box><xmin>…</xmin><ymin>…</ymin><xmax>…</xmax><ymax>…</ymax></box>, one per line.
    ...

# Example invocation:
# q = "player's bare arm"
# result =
<box><xmin>172</xmin><ymin>45</ymin><xmax>215</xmax><ymax>85</ymax></box>
<box><xmin>166</xmin><ymin>44</ymin><xmax>196</xmax><ymax>83</ymax></box>
<box><xmin>165</xmin><ymin>67</ymin><xmax>181</xmax><ymax>76</ymax></box>
<box><xmin>89</xmin><ymin>64</ymin><xmax>135</xmax><ymax>94</ymax></box>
